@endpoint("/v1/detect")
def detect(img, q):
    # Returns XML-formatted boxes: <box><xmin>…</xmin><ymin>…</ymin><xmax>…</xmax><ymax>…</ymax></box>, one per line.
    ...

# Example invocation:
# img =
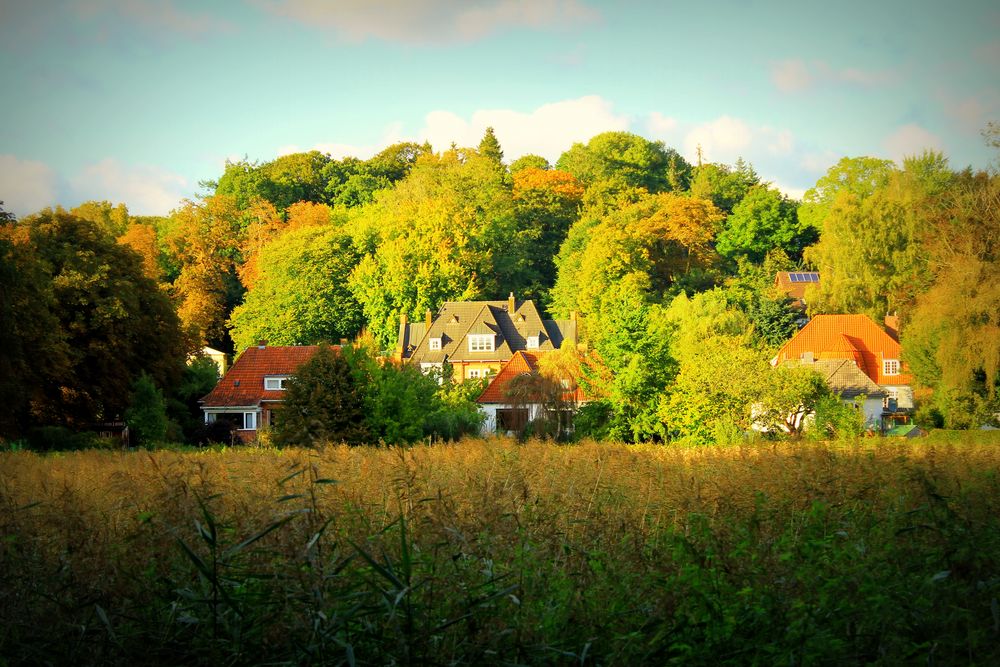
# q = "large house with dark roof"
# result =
<box><xmin>200</xmin><ymin>344</ymin><xmax>323</xmax><ymax>442</ymax></box>
<box><xmin>395</xmin><ymin>293</ymin><xmax>577</xmax><ymax>381</ymax></box>
<box><xmin>772</xmin><ymin>314</ymin><xmax>913</xmax><ymax>429</ymax></box>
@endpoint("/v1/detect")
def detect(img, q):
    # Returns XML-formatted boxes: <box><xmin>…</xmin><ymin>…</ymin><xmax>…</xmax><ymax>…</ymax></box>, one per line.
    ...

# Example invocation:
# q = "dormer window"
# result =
<box><xmin>264</xmin><ymin>376</ymin><xmax>290</xmax><ymax>390</ymax></box>
<box><xmin>883</xmin><ymin>359</ymin><xmax>900</xmax><ymax>376</ymax></box>
<box><xmin>429</xmin><ymin>337</ymin><xmax>442</xmax><ymax>350</ymax></box>
<box><xmin>526</xmin><ymin>336</ymin><xmax>539</xmax><ymax>349</ymax></box>
<box><xmin>468</xmin><ymin>334</ymin><xmax>495</xmax><ymax>352</ymax></box>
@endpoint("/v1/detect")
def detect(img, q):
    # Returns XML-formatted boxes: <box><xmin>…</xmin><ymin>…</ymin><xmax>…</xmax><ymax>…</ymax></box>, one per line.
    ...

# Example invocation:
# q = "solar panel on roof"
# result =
<box><xmin>788</xmin><ymin>272</ymin><xmax>819</xmax><ymax>283</ymax></box>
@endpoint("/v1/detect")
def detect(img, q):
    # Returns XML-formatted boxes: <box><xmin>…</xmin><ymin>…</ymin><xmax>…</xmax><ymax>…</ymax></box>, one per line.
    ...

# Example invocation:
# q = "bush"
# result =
<box><xmin>809</xmin><ymin>395</ymin><xmax>865</xmax><ymax>440</ymax></box>
<box><xmin>26</xmin><ymin>426</ymin><xmax>96</xmax><ymax>451</ymax></box>
<box><xmin>196</xmin><ymin>420</ymin><xmax>237</xmax><ymax>446</ymax></box>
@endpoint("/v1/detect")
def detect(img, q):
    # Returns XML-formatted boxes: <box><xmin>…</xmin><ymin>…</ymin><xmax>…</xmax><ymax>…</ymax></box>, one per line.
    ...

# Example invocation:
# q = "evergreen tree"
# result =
<box><xmin>478</xmin><ymin>126</ymin><xmax>504</xmax><ymax>164</ymax></box>
<box><xmin>125</xmin><ymin>373</ymin><xmax>168</xmax><ymax>445</ymax></box>
<box><xmin>275</xmin><ymin>345</ymin><xmax>368</xmax><ymax>446</ymax></box>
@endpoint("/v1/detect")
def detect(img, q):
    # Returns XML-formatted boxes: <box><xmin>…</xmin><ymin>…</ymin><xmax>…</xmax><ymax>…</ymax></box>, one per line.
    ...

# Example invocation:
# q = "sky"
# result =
<box><xmin>0</xmin><ymin>0</ymin><xmax>997</xmax><ymax>217</ymax></box>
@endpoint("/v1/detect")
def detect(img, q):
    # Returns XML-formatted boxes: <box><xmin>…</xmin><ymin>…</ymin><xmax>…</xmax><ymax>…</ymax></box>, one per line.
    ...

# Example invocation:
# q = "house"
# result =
<box><xmin>395</xmin><ymin>293</ymin><xmax>577</xmax><ymax>382</ymax></box>
<box><xmin>772</xmin><ymin>314</ymin><xmax>914</xmax><ymax>430</ymax></box>
<box><xmin>477</xmin><ymin>350</ymin><xmax>588</xmax><ymax>435</ymax></box>
<box><xmin>200</xmin><ymin>343</ymin><xmax>323</xmax><ymax>442</ymax></box>
<box><xmin>782</xmin><ymin>358</ymin><xmax>887</xmax><ymax>429</ymax></box>
<box><xmin>774</xmin><ymin>271</ymin><xmax>820</xmax><ymax>311</ymax></box>
<box><xmin>200</xmin><ymin>346</ymin><xmax>229</xmax><ymax>377</ymax></box>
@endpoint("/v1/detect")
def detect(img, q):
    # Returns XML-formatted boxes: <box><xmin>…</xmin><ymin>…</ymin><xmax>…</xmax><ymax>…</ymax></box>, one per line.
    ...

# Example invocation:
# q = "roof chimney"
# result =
<box><xmin>400</xmin><ymin>312</ymin><xmax>408</xmax><ymax>328</ymax></box>
<box><xmin>570</xmin><ymin>310</ymin><xmax>577</xmax><ymax>323</ymax></box>
<box><xmin>884</xmin><ymin>313</ymin><xmax>900</xmax><ymax>342</ymax></box>
<box><xmin>508</xmin><ymin>292</ymin><xmax>516</xmax><ymax>313</ymax></box>
<box><xmin>425</xmin><ymin>308</ymin><xmax>432</xmax><ymax>330</ymax></box>
<box><xmin>258</xmin><ymin>340</ymin><xmax>266</xmax><ymax>349</ymax></box>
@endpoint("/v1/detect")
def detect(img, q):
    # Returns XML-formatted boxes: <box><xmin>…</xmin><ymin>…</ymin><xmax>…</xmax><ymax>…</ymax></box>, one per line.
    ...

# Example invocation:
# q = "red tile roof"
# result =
<box><xmin>775</xmin><ymin>271</ymin><xmax>820</xmax><ymax>307</ymax></box>
<box><xmin>774</xmin><ymin>314</ymin><xmax>912</xmax><ymax>385</ymax></box>
<box><xmin>477</xmin><ymin>351</ymin><xmax>588</xmax><ymax>404</ymax></box>
<box><xmin>200</xmin><ymin>345</ymin><xmax>324</xmax><ymax>408</ymax></box>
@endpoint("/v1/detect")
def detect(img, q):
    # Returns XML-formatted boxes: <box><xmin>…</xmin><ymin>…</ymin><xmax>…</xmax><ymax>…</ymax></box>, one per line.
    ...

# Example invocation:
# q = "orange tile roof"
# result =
<box><xmin>201</xmin><ymin>345</ymin><xmax>326</xmax><ymax>407</ymax></box>
<box><xmin>477</xmin><ymin>351</ymin><xmax>588</xmax><ymax>404</ymax></box>
<box><xmin>774</xmin><ymin>314</ymin><xmax>912</xmax><ymax>386</ymax></box>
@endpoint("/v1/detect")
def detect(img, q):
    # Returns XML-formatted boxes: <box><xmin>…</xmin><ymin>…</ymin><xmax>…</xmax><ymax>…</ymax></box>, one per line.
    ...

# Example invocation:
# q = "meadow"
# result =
<box><xmin>2</xmin><ymin>434</ymin><xmax>999</xmax><ymax>665</ymax></box>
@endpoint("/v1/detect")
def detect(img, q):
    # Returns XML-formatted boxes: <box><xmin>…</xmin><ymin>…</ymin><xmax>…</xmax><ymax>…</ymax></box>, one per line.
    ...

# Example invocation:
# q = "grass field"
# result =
<box><xmin>2</xmin><ymin>434</ymin><xmax>1000</xmax><ymax>665</ymax></box>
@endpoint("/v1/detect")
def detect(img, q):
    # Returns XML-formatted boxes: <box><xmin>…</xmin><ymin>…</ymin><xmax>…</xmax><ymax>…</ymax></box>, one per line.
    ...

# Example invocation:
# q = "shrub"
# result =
<box><xmin>125</xmin><ymin>373</ymin><xmax>168</xmax><ymax>446</ymax></box>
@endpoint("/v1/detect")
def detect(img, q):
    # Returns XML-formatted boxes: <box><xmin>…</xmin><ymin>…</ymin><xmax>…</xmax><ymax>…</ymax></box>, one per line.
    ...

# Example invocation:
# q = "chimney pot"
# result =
<box><xmin>508</xmin><ymin>292</ymin><xmax>516</xmax><ymax>313</ymax></box>
<box><xmin>425</xmin><ymin>308</ymin><xmax>433</xmax><ymax>330</ymax></box>
<box><xmin>258</xmin><ymin>340</ymin><xmax>266</xmax><ymax>349</ymax></box>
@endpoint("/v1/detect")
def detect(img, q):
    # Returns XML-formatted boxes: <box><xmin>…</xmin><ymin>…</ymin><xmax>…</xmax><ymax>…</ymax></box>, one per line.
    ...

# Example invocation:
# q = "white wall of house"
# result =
<box><xmin>478</xmin><ymin>403</ymin><xmax>544</xmax><ymax>435</ymax></box>
<box><xmin>880</xmin><ymin>384</ymin><xmax>914</xmax><ymax>410</ymax></box>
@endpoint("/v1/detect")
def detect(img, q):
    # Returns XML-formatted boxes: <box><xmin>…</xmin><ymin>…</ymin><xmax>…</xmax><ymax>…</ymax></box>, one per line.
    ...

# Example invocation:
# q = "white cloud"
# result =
<box><xmin>883</xmin><ymin>124</ymin><xmax>944</xmax><ymax>163</ymax></box>
<box><xmin>257</xmin><ymin>0</ymin><xmax>599</xmax><ymax>44</ymax></box>
<box><xmin>0</xmin><ymin>154</ymin><xmax>58</xmax><ymax>217</ymax></box>
<box><xmin>647</xmin><ymin>111</ymin><xmax>678</xmax><ymax>137</ymax></box>
<box><xmin>682</xmin><ymin>116</ymin><xmax>755</xmax><ymax>163</ymax></box>
<box><xmin>70</xmin><ymin>159</ymin><xmax>190</xmax><ymax>215</ymax></box>
<box><xmin>771</xmin><ymin>59</ymin><xmax>812</xmax><ymax>93</ymax></box>
<box><xmin>280</xmin><ymin>122</ymin><xmax>407</xmax><ymax>160</ymax></box>
<box><xmin>771</xmin><ymin>180</ymin><xmax>807</xmax><ymax>201</ymax></box>
<box><xmin>416</xmin><ymin>95</ymin><xmax>630</xmax><ymax>162</ymax></box>
<box><xmin>770</xmin><ymin>58</ymin><xmax>896</xmax><ymax>93</ymax></box>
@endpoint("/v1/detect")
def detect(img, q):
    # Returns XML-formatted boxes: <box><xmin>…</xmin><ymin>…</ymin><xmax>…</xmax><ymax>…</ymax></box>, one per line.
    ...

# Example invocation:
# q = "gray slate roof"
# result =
<box><xmin>399</xmin><ymin>299</ymin><xmax>574</xmax><ymax>364</ymax></box>
<box><xmin>785</xmin><ymin>358</ymin><xmax>886</xmax><ymax>398</ymax></box>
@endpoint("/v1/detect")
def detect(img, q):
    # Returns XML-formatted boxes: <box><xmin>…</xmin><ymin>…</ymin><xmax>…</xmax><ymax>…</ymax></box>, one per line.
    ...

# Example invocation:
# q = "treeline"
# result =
<box><xmin>1</xmin><ymin>125</ymin><xmax>997</xmax><ymax>444</ymax></box>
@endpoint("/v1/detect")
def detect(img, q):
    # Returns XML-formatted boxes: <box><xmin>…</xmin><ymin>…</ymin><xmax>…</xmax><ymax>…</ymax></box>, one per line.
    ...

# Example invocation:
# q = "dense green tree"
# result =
<box><xmin>12</xmin><ymin>210</ymin><xmax>186</xmax><ymax>427</ymax></box>
<box><xmin>347</xmin><ymin>149</ymin><xmax>525</xmax><ymax>346</ymax></box>
<box><xmin>166</xmin><ymin>356</ymin><xmax>220</xmax><ymax>442</ymax></box>
<box><xmin>510</xmin><ymin>154</ymin><xmax>551</xmax><ymax>172</ymax></box>
<box><xmin>803</xmin><ymin>153</ymin><xmax>949</xmax><ymax>319</ymax></box>
<box><xmin>363</xmin><ymin>141</ymin><xmax>432</xmax><ymax>183</ymax></box>
<box><xmin>716</xmin><ymin>185</ymin><xmax>814</xmax><ymax>263</ymax></box>
<box><xmin>511</xmin><ymin>167</ymin><xmax>584</xmax><ymax>301</ymax></box>
<box><xmin>902</xmin><ymin>168</ymin><xmax>1000</xmax><ymax>427</ymax></box>
<box><xmin>556</xmin><ymin>131</ymin><xmax>691</xmax><ymax>194</ymax></box>
<box><xmin>797</xmin><ymin>156</ymin><xmax>895</xmax><ymax>233</ymax></box>
<box><xmin>229</xmin><ymin>225</ymin><xmax>364</xmax><ymax>351</ymax></box>
<box><xmin>0</xmin><ymin>224</ymin><xmax>70</xmax><ymax>438</ymax></box>
<box><xmin>687</xmin><ymin>160</ymin><xmax>759</xmax><ymax>214</ymax></box>
<box><xmin>125</xmin><ymin>373</ymin><xmax>168</xmax><ymax>445</ymax></box>
<box><xmin>275</xmin><ymin>344</ymin><xmax>369</xmax><ymax>446</ymax></box>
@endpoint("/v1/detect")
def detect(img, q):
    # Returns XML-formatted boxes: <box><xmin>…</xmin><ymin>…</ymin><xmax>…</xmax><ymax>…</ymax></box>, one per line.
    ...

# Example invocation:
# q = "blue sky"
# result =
<box><xmin>1</xmin><ymin>0</ymin><xmax>997</xmax><ymax>216</ymax></box>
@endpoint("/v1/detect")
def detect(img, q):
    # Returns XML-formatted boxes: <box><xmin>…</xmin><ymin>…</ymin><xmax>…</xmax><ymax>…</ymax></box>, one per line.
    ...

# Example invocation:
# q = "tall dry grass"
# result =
<box><xmin>2</xmin><ymin>434</ymin><xmax>999</xmax><ymax>664</ymax></box>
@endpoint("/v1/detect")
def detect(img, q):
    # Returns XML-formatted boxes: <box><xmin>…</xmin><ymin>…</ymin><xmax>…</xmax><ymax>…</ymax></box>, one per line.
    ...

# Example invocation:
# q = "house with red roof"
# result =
<box><xmin>477</xmin><ymin>350</ymin><xmax>588</xmax><ymax>435</ymax></box>
<box><xmin>200</xmin><ymin>343</ymin><xmax>326</xmax><ymax>442</ymax></box>
<box><xmin>774</xmin><ymin>271</ymin><xmax>820</xmax><ymax>311</ymax></box>
<box><xmin>772</xmin><ymin>314</ymin><xmax>913</xmax><ymax>430</ymax></box>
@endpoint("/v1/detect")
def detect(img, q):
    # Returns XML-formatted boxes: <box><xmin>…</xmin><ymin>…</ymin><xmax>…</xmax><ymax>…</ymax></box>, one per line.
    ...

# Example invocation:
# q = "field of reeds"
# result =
<box><xmin>2</xmin><ymin>434</ymin><xmax>1000</xmax><ymax>665</ymax></box>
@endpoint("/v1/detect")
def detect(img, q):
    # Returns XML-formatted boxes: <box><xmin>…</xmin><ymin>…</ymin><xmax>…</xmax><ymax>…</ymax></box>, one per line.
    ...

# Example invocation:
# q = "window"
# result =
<box><xmin>883</xmin><ymin>389</ymin><xmax>899</xmax><ymax>410</ymax></box>
<box><xmin>243</xmin><ymin>412</ymin><xmax>257</xmax><ymax>430</ymax></box>
<box><xmin>264</xmin><ymin>376</ymin><xmax>290</xmax><ymax>390</ymax></box>
<box><xmin>883</xmin><ymin>359</ymin><xmax>900</xmax><ymax>376</ymax></box>
<box><xmin>560</xmin><ymin>378</ymin><xmax>571</xmax><ymax>389</ymax></box>
<box><xmin>468</xmin><ymin>334</ymin><xmax>495</xmax><ymax>352</ymax></box>
<box><xmin>526</xmin><ymin>336</ymin><xmax>539</xmax><ymax>349</ymax></box>
<box><xmin>429</xmin><ymin>337</ymin><xmax>442</xmax><ymax>350</ymax></box>
<box><xmin>467</xmin><ymin>368</ymin><xmax>482</xmax><ymax>379</ymax></box>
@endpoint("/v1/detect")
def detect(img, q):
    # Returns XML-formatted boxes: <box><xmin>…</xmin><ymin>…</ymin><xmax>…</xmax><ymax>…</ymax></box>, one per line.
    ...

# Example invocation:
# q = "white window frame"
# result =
<box><xmin>883</xmin><ymin>359</ymin><xmax>900</xmax><ymax>376</ymax></box>
<box><xmin>429</xmin><ymin>337</ymin><xmax>442</xmax><ymax>350</ymax></box>
<box><xmin>526</xmin><ymin>336</ymin><xmax>539</xmax><ymax>349</ymax></box>
<box><xmin>243</xmin><ymin>412</ymin><xmax>257</xmax><ymax>430</ymax></box>
<box><xmin>467</xmin><ymin>368</ymin><xmax>482</xmax><ymax>379</ymax></box>
<box><xmin>264</xmin><ymin>376</ymin><xmax>290</xmax><ymax>390</ymax></box>
<box><xmin>468</xmin><ymin>334</ymin><xmax>495</xmax><ymax>352</ymax></box>
<box><xmin>883</xmin><ymin>389</ymin><xmax>899</xmax><ymax>409</ymax></box>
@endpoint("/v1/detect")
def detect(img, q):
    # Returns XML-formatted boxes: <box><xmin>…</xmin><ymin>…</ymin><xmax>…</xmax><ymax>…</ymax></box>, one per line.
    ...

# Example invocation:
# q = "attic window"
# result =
<box><xmin>468</xmin><ymin>334</ymin><xmax>495</xmax><ymax>352</ymax></box>
<box><xmin>517</xmin><ymin>313</ymin><xmax>526</xmax><ymax>322</ymax></box>
<box><xmin>526</xmin><ymin>336</ymin><xmax>539</xmax><ymax>349</ymax></box>
<box><xmin>883</xmin><ymin>359</ymin><xmax>900</xmax><ymax>376</ymax></box>
<box><xmin>264</xmin><ymin>376</ymin><xmax>290</xmax><ymax>390</ymax></box>
<box><xmin>429</xmin><ymin>337</ymin><xmax>442</xmax><ymax>350</ymax></box>
<box><xmin>450</xmin><ymin>315</ymin><xmax>460</xmax><ymax>324</ymax></box>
